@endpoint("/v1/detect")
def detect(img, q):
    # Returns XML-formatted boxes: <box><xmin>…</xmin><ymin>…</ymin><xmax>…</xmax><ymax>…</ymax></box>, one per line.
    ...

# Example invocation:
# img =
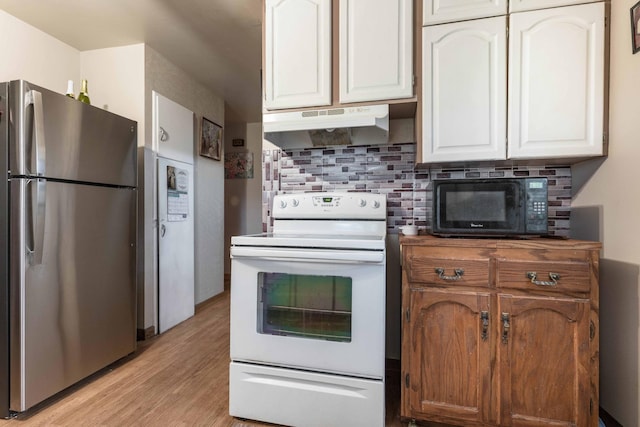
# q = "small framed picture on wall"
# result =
<box><xmin>200</xmin><ymin>117</ymin><xmax>222</xmax><ymax>161</ymax></box>
<box><xmin>631</xmin><ymin>1</ymin><xmax>640</xmax><ymax>54</ymax></box>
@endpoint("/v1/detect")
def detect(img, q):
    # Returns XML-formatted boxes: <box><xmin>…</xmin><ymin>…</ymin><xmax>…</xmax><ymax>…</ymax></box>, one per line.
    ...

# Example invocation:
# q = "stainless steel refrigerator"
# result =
<box><xmin>0</xmin><ymin>80</ymin><xmax>137</xmax><ymax>416</ymax></box>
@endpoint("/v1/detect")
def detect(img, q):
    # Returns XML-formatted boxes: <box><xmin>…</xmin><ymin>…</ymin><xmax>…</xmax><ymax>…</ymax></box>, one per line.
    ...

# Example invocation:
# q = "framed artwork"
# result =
<box><xmin>225</xmin><ymin>152</ymin><xmax>254</xmax><ymax>179</ymax></box>
<box><xmin>632</xmin><ymin>1</ymin><xmax>640</xmax><ymax>54</ymax></box>
<box><xmin>200</xmin><ymin>117</ymin><xmax>222</xmax><ymax>160</ymax></box>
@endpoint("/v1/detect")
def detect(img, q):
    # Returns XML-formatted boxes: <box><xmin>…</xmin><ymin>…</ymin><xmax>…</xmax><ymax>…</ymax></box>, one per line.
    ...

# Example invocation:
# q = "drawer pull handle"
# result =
<box><xmin>435</xmin><ymin>268</ymin><xmax>464</xmax><ymax>281</ymax></box>
<box><xmin>526</xmin><ymin>271</ymin><xmax>560</xmax><ymax>286</ymax></box>
<box><xmin>480</xmin><ymin>311</ymin><xmax>489</xmax><ymax>341</ymax></box>
<box><xmin>501</xmin><ymin>312</ymin><xmax>510</xmax><ymax>344</ymax></box>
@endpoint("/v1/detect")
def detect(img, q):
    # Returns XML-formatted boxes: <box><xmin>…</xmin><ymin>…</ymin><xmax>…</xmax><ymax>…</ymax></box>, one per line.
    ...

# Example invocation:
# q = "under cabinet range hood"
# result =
<box><xmin>263</xmin><ymin>104</ymin><xmax>389</xmax><ymax>148</ymax></box>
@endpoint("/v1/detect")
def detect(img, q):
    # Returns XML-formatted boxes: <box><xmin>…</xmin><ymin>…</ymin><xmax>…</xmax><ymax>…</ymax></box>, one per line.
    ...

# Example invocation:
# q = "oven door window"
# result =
<box><xmin>258</xmin><ymin>272</ymin><xmax>352</xmax><ymax>342</ymax></box>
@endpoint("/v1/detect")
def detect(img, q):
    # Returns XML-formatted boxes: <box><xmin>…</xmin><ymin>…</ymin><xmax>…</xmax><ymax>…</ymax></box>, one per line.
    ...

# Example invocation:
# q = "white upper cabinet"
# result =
<box><xmin>264</xmin><ymin>0</ymin><xmax>332</xmax><ymax>110</ymax></box>
<box><xmin>423</xmin><ymin>0</ymin><xmax>507</xmax><ymax>25</ymax></box>
<box><xmin>339</xmin><ymin>0</ymin><xmax>413</xmax><ymax>103</ymax></box>
<box><xmin>509</xmin><ymin>0</ymin><xmax>599</xmax><ymax>13</ymax></box>
<box><xmin>508</xmin><ymin>2</ymin><xmax>605</xmax><ymax>159</ymax></box>
<box><xmin>422</xmin><ymin>16</ymin><xmax>507</xmax><ymax>162</ymax></box>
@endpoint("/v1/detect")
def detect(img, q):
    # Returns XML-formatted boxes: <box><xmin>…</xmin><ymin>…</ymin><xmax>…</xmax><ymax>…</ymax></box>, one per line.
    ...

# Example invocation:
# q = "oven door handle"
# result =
<box><xmin>230</xmin><ymin>247</ymin><xmax>385</xmax><ymax>264</ymax></box>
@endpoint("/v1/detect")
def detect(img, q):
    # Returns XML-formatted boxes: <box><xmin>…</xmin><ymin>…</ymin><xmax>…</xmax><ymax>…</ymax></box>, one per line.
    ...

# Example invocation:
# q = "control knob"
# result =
<box><xmin>291</xmin><ymin>198</ymin><xmax>299</xmax><ymax>207</ymax></box>
<box><xmin>358</xmin><ymin>199</ymin><xmax>367</xmax><ymax>207</ymax></box>
<box><xmin>372</xmin><ymin>200</ymin><xmax>381</xmax><ymax>209</ymax></box>
<box><xmin>279</xmin><ymin>200</ymin><xmax>287</xmax><ymax>209</ymax></box>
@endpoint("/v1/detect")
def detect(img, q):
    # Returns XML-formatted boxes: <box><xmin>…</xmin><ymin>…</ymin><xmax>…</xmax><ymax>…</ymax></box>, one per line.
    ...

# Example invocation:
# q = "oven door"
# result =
<box><xmin>230</xmin><ymin>246</ymin><xmax>386</xmax><ymax>379</ymax></box>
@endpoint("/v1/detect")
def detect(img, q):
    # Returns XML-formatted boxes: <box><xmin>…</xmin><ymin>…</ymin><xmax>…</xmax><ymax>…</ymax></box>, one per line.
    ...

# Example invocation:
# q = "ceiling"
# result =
<box><xmin>0</xmin><ymin>0</ymin><xmax>263</xmax><ymax>124</ymax></box>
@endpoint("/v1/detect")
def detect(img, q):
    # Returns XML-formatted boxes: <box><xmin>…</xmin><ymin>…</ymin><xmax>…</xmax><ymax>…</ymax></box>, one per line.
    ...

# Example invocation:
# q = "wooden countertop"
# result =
<box><xmin>399</xmin><ymin>233</ymin><xmax>602</xmax><ymax>250</ymax></box>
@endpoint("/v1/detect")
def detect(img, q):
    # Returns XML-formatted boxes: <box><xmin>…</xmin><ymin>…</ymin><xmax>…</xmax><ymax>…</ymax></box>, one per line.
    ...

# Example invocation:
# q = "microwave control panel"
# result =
<box><xmin>525</xmin><ymin>178</ymin><xmax>548</xmax><ymax>233</ymax></box>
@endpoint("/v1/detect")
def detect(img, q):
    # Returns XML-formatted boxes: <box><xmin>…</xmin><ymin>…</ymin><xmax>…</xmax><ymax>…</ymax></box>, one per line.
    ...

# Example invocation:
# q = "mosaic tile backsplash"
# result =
<box><xmin>262</xmin><ymin>143</ymin><xmax>571</xmax><ymax>237</ymax></box>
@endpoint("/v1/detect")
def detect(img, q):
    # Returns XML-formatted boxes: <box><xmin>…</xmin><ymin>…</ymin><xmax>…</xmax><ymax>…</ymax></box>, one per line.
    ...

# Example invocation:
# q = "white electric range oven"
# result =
<box><xmin>229</xmin><ymin>192</ymin><xmax>387</xmax><ymax>427</ymax></box>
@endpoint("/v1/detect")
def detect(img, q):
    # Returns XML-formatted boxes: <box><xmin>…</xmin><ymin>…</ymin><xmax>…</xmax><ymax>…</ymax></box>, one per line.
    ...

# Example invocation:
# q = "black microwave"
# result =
<box><xmin>432</xmin><ymin>177</ymin><xmax>548</xmax><ymax>237</ymax></box>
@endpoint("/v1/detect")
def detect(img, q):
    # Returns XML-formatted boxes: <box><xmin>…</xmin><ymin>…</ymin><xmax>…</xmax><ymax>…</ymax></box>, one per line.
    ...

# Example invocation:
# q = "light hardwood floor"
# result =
<box><xmin>0</xmin><ymin>292</ymin><xmax>403</xmax><ymax>426</ymax></box>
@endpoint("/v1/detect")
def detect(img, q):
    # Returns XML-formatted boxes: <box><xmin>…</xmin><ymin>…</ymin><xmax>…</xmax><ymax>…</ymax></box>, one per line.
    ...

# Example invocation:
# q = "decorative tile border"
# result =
<box><xmin>262</xmin><ymin>143</ymin><xmax>571</xmax><ymax>237</ymax></box>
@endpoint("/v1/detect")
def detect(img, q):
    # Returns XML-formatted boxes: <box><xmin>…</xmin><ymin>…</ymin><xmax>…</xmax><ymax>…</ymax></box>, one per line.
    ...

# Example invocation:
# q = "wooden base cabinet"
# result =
<box><xmin>400</xmin><ymin>236</ymin><xmax>600</xmax><ymax>427</ymax></box>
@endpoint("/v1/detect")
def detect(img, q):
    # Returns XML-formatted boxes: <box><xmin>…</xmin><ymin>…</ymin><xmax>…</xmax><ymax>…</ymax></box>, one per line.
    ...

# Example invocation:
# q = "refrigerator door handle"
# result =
<box><xmin>25</xmin><ymin>89</ymin><xmax>46</xmax><ymax>177</ymax></box>
<box><xmin>26</xmin><ymin>178</ymin><xmax>46</xmax><ymax>265</ymax></box>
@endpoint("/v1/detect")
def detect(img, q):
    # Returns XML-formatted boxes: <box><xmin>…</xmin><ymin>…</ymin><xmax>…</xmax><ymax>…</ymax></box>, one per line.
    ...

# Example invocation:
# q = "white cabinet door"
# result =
<box><xmin>264</xmin><ymin>0</ymin><xmax>332</xmax><ymax>110</ymax></box>
<box><xmin>152</xmin><ymin>91</ymin><xmax>194</xmax><ymax>164</ymax></box>
<box><xmin>509</xmin><ymin>0</ymin><xmax>598</xmax><ymax>13</ymax></box>
<box><xmin>158</xmin><ymin>157</ymin><xmax>195</xmax><ymax>333</ymax></box>
<box><xmin>339</xmin><ymin>0</ymin><xmax>413</xmax><ymax>103</ymax></box>
<box><xmin>422</xmin><ymin>17</ymin><xmax>507</xmax><ymax>163</ymax></box>
<box><xmin>508</xmin><ymin>3</ymin><xmax>605</xmax><ymax>159</ymax></box>
<box><xmin>423</xmin><ymin>0</ymin><xmax>507</xmax><ymax>25</ymax></box>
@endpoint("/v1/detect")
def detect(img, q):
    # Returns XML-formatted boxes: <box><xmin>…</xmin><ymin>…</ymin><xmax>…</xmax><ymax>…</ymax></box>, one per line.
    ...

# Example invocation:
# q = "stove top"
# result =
<box><xmin>232</xmin><ymin>192</ymin><xmax>388</xmax><ymax>251</ymax></box>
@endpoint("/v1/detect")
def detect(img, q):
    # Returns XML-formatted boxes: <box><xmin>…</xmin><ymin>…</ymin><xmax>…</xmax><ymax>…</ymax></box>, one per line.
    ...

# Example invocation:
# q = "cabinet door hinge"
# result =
<box><xmin>590</xmin><ymin>398</ymin><xmax>593</xmax><ymax>414</ymax></box>
<box><xmin>590</xmin><ymin>320</ymin><xmax>596</xmax><ymax>341</ymax></box>
<box><xmin>405</xmin><ymin>308</ymin><xmax>410</xmax><ymax>322</ymax></box>
<box><xmin>405</xmin><ymin>373</ymin><xmax>410</xmax><ymax>388</ymax></box>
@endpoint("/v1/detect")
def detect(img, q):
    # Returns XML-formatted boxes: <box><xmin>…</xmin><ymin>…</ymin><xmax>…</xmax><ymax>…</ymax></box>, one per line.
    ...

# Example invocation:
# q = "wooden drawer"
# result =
<box><xmin>496</xmin><ymin>259</ymin><xmax>591</xmax><ymax>293</ymax></box>
<box><xmin>406</xmin><ymin>256</ymin><xmax>490</xmax><ymax>287</ymax></box>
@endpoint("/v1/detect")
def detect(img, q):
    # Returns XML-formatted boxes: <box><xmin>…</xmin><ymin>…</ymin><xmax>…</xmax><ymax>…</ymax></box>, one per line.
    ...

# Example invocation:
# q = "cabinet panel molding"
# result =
<box><xmin>408</xmin><ymin>289</ymin><xmax>491</xmax><ymax>424</ymax></box>
<box><xmin>507</xmin><ymin>3</ymin><xmax>605</xmax><ymax>159</ymax></box>
<box><xmin>498</xmin><ymin>294</ymin><xmax>591</xmax><ymax>426</ymax></box>
<box><xmin>422</xmin><ymin>17</ymin><xmax>507</xmax><ymax>163</ymax></box>
<box><xmin>339</xmin><ymin>0</ymin><xmax>413</xmax><ymax>103</ymax></box>
<box><xmin>264</xmin><ymin>0</ymin><xmax>332</xmax><ymax>110</ymax></box>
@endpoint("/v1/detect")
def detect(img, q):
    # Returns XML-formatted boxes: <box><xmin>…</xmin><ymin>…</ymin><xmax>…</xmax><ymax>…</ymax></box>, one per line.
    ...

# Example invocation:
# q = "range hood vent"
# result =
<box><xmin>263</xmin><ymin>104</ymin><xmax>389</xmax><ymax>148</ymax></box>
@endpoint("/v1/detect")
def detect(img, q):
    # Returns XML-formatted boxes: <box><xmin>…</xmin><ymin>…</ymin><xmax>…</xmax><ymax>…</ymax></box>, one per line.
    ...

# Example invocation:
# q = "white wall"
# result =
<box><xmin>572</xmin><ymin>1</ymin><xmax>640</xmax><ymax>425</ymax></box>
<box><xmin>0</xmin><ymin>9</ymin><xmax>79</xmax><ymax>91</ymax></box>
<box><xmin>223</xmin><ymin>122</ymin><xmax>264</xmax><ymax>274</ymax></box>
<box><xmin>80</xmin><ymin>44</ymin><xmax>146</xmax><ymax>146</ymax></box>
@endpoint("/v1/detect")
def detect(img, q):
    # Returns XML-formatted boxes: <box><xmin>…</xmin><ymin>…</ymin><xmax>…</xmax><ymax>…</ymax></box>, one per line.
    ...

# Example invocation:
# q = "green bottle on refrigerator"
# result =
<box><xmin>77</xmin><ymin>79</ymin><xmax>91</xmax><ymax>105</ymax></box>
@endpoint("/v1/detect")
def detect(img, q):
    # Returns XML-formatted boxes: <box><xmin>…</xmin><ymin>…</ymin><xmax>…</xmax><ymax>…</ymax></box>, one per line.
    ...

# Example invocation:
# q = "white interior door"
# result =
<box><xmin>158</xmin><ymin>157</ymin><xmax>195</xmax><ymax>333</ymax></box>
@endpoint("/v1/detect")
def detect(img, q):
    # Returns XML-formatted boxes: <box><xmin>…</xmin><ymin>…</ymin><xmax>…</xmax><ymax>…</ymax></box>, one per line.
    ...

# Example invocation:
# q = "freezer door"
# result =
<box><xmin>9</xmin><ymin>179</ymin><xmax>136</xmax><ymax>412</ymax></box>
<box><xmin>8</xmin><ymin>80</ymin><xmax>137</xmax><ymax>187</ymax></box>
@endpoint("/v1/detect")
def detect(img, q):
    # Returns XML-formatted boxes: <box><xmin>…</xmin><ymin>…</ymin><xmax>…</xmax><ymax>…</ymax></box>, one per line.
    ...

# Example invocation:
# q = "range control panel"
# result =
<box><xmin>272</xmin><ymin>192</ymin><xmax>387</xmax><ymax>220</ymax></box>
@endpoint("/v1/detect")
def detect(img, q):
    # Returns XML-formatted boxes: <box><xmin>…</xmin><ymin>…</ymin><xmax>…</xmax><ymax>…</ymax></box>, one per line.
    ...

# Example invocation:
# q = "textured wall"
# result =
<box><xmin>145</xmin><ymin>46</ymin><xmax>226</xmax><ymax>306</ymax></box>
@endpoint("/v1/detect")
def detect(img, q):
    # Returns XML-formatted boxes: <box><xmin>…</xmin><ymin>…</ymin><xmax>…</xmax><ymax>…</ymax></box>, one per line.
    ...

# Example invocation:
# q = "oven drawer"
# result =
<box><xmin>230</xmin><ymin>362</ymin><xmax>384</xmax><ymax>427</ymax></box>
<box><xmin>496</xmin><ymin>259</ymin><xmax>591</xmax><ymax>293</ymax></box>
